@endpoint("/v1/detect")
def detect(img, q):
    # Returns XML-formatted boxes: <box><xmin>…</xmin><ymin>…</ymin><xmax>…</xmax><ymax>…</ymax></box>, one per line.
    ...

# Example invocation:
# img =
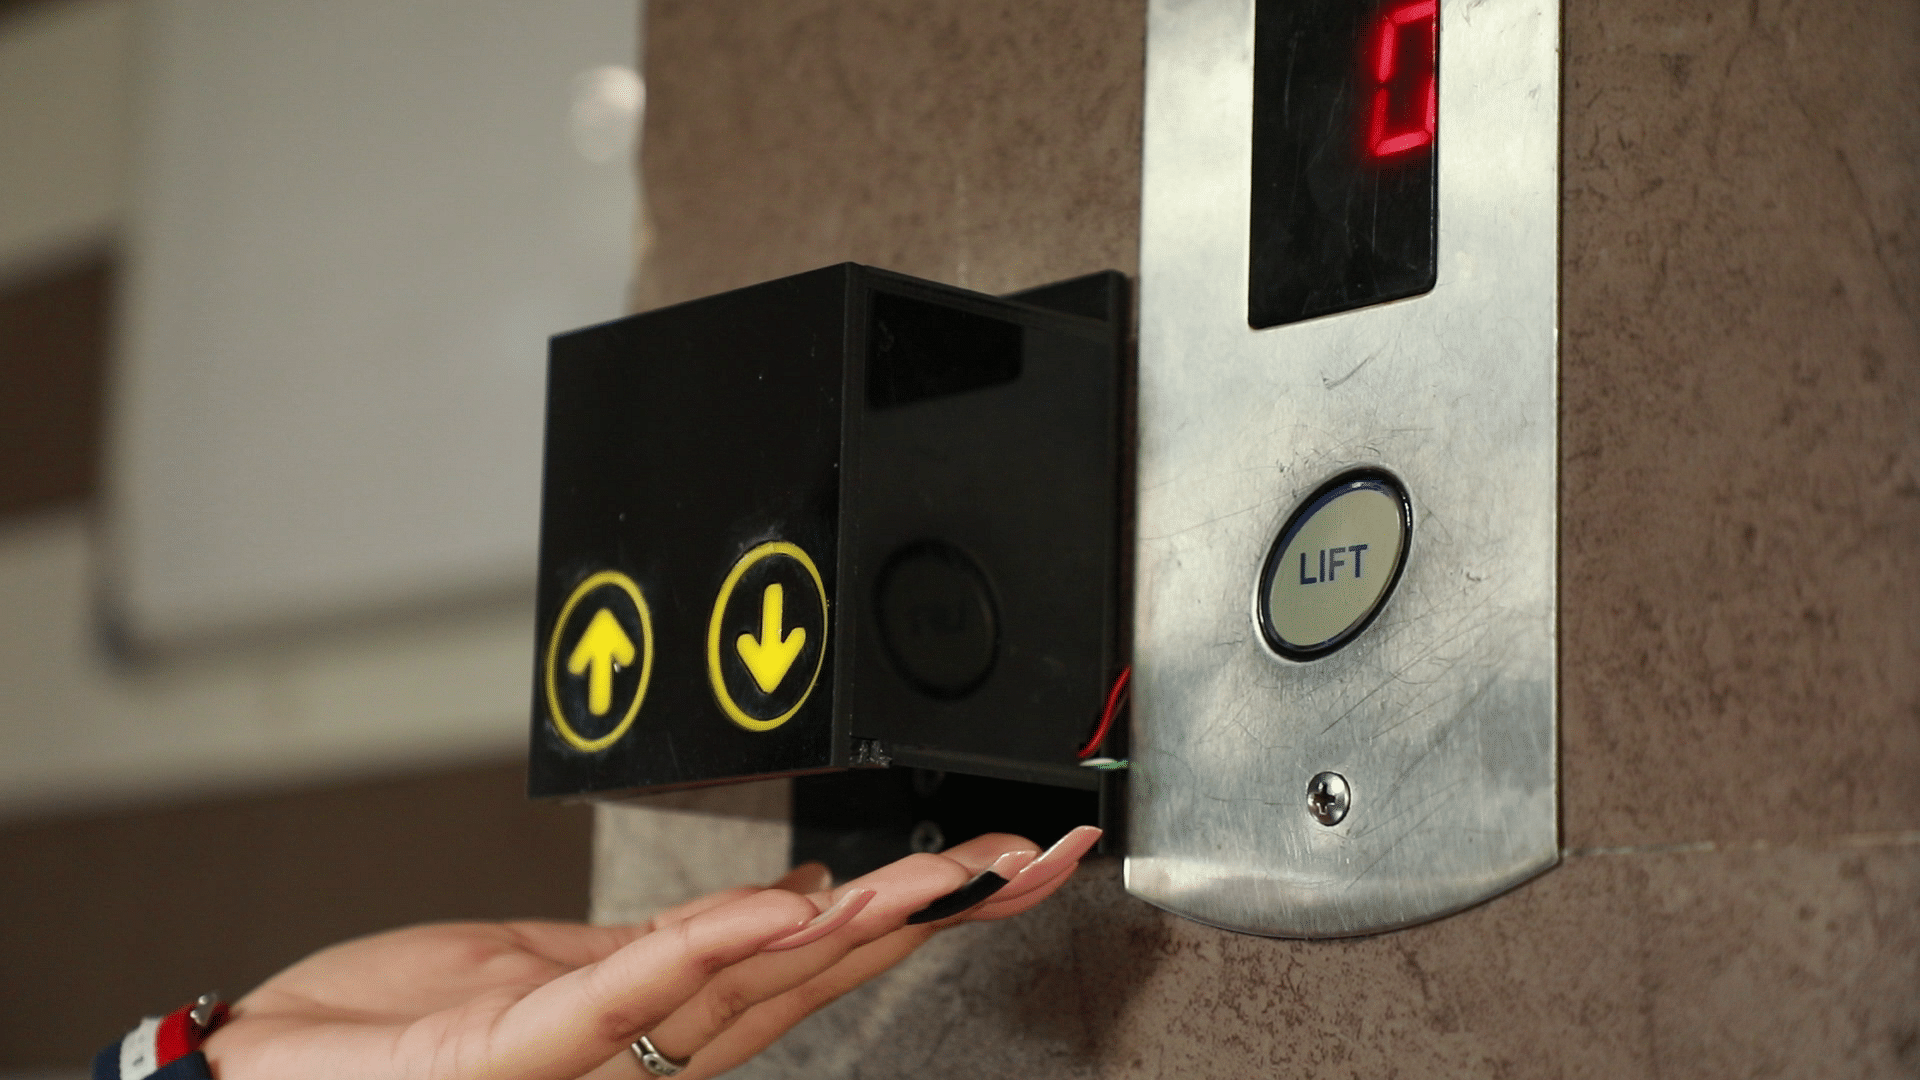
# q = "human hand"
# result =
<box><xmin>202</xmin><ymin>826</ymin><xmax>1101</xmax><ymax>1080</ymax></box>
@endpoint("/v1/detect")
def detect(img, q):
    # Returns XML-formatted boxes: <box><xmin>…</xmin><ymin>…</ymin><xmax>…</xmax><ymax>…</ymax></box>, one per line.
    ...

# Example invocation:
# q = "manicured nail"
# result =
<box><xmin>761</xmin><ymin>888</ymin><xmax>874</xmax><ymax>952</ymax></box>
<box><xmin>1000</xmin><ymin>826</ymin><xmax>1103</xmax><ymax>896</ymax></box>
<box><xmin>904</xmin><ymin>851</ymin><xmax>1037</xmax><ymax>925</ymax></box>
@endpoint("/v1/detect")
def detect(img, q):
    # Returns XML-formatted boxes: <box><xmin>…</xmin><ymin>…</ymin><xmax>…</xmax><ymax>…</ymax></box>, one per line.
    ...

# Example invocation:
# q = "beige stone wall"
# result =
<box><xmin>1560</xmin><ymin>0</ymin><xmax>1920</xmax><ymax>849</ymax></box>
<box><xmin>596</xmin><ymin>0</ymin><xmax>1920</xmax><ymax>1073</ymax></box>
<box><xmin>631</xmin><ymin>0</ymin><xmax>1144</xmax><ymax>309</ymax></box>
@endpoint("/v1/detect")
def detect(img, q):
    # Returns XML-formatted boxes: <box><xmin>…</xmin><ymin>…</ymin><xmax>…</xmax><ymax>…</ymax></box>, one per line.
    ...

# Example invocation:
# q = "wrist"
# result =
<box><xmin>94</xmin><ymin>995</ymin><xmax>228</xmax><ymax>1080</ymax></box>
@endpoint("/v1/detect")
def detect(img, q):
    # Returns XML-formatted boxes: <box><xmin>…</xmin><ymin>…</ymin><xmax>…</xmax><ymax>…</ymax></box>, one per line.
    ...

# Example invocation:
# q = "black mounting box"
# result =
<box><xmin>528</xmin><ymin>264</ymin><xmax>1129</xmax><ymax>801</ymax></box>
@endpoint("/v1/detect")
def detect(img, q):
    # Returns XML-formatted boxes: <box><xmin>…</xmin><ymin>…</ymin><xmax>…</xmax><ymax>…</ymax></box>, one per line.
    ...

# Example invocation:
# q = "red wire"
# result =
<box><xmin>1077</xmin><ymin>666</ymin><xmax>1131</xmax><ymax>759</ymax></box>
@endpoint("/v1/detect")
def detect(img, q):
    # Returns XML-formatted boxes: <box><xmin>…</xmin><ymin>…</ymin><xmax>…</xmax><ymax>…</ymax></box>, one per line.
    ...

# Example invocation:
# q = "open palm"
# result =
<box><xmin>203</xmin><ymin>827</ymin><xmax>1099</xmax><ymax>1080</ymax></box>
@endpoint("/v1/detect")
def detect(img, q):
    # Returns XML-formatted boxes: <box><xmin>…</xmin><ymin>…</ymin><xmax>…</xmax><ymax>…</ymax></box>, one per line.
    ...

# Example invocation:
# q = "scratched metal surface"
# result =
<box><xmin>1124</xmin><ymin>0</ymin><xmax>1560</xmax><ymax>937</ymax></box>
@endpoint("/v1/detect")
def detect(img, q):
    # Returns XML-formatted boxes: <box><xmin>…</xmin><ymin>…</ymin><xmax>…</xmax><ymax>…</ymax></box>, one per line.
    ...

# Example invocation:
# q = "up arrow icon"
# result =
<box><xmin>735</xmin><ymin>583</ymin><xmax>807</xmax><ymax>693</ymax></box>
<box><xmin>568</xmin><ymin>608</ymin><xmax>635</xmax><ymax>716</ymax></box>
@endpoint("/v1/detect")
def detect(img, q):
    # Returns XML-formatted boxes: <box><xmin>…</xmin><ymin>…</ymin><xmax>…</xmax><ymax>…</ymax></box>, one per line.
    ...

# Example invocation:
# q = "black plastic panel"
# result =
<box><xmin>845</xmin><ymin>280</ymin><xmax>1124</xmax><ymax>789</ymax></box>
<box><xmin>867</xmin><ymin>292</ymin><xmax>1022</xmax><ymax>409</ymax></box>
<box><xmin>529</xmin><ymin>266</ymin><xmax>1129</xmax><ymax>800</ymax></box>
<box><xmin>792</xmin><ymin>769</ymin><xmax>1100</xmax><ymax>883</ymax></box>
<box><xmin>530</xmin><ymin>269</ymin><xmax>847</xmax><ymax>796</ymax></box>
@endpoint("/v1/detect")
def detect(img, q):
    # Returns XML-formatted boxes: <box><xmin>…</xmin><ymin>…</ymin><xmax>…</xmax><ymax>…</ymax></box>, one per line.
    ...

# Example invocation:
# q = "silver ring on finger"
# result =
<box><xmin>631</xmin><ymin>1034</ymin><xmax>690</xmax><ymax>1077</ymax></box>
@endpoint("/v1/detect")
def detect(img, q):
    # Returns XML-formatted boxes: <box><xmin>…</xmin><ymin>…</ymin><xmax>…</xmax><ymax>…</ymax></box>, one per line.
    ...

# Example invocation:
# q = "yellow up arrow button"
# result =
<box><xmin>735</xmin><ymin>583</ymin><xmax>807</xmax><ymax>693</ymax></box>
<box><xmin>568</xmin><ymin>607</ymin><xmax>636</xmax><ymax>716</ymax></box>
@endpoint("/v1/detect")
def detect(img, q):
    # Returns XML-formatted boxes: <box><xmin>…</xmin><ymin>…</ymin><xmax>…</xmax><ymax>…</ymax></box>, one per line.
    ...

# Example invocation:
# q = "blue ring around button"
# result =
<box><xmin>1256</xmin><ymin>467</ymin><xmax>1413</xmax><ymax>661</ymax></box>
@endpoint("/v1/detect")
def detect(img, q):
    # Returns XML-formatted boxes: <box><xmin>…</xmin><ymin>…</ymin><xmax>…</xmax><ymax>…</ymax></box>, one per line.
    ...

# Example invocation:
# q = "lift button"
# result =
<box><xmin>1258</xmin><ymin>470</ymin><xmax>1411</xmax><ymax>661</ymax></box>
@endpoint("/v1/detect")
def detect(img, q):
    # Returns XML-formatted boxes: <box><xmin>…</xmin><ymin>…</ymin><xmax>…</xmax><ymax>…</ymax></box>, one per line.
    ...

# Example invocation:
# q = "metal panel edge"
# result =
<box><xmin>1125</xmin><ymin>0</ymin><xmax>1560</xmax><ymax>938</ymax></box>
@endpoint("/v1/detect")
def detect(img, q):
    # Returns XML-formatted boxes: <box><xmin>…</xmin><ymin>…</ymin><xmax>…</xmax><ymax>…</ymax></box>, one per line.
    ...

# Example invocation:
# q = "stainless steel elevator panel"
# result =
<box><xmin>1125</xmin><ymin>0</ymin><xmax>1560</xmax><ymax>937</ymax></box>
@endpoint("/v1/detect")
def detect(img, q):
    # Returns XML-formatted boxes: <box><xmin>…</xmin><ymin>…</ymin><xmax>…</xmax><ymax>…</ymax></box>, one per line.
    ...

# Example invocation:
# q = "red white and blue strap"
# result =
<box><xmin>93</xmin><ymin>997</ymin><xmax>228</xmax><ymax>1080</ymax></box>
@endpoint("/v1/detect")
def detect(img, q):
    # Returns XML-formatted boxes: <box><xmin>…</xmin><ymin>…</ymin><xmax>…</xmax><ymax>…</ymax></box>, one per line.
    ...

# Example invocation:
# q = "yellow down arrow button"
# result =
<box><xmin>736</xmin><ymin>583</ymin><xmax>807</xmax><ymax>693</ymax></box>
<box><xmin>707</xmin><ymin>541</ymin><xmax>828</xmax><ymax>733</ymax></box>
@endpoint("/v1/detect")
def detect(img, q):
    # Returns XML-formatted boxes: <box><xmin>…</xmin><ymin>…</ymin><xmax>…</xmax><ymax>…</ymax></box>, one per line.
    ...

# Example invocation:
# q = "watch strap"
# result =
<box><xmin>94</xmin><ymin>997</ymin><xmax>228</xmax><ymax>1080</ymax></box>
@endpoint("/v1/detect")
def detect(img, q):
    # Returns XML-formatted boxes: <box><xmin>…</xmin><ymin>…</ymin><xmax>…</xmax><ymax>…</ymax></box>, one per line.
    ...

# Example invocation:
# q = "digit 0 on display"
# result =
<box><xmin>1249</xmin><ymin>0</ymin><xmax>1439</xmax><ymax>329</ymax></box>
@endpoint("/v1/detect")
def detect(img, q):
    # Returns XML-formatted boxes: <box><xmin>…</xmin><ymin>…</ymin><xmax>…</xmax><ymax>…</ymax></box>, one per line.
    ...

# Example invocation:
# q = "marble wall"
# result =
<box><xmin>595</xmin><ymin>0</ymin><xmax>1920</xmax><ymax>1073</ymax></box>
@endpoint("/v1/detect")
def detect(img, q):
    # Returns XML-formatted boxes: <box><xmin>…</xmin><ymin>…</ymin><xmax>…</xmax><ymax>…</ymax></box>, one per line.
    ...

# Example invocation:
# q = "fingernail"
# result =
<box><xmin>904</xmin><ymin>851</ymin><xmax>1034</xmax><ymax>926</ymax></box>
<box><xmin>761</xmin><ymin>888</ymin><xmax>874</xmax><ymax>952</ymax></box>
<box><xmin>989</xmin><ymin>849</ymin><xmax>1042</xmax><ymax>878</ymax></box>
<box><xmin>1003</xmin><ymin>826</ymin><xmax>1103</xmax><ymax>893</ymax></box>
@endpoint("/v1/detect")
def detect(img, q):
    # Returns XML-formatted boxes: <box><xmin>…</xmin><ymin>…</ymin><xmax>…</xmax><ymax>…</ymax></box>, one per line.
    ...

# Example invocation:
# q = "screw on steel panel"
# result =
<box><xmin>1307</xmin><ymin>772</ymin><xmax>1350</xmax><ymax>826</ymax></box>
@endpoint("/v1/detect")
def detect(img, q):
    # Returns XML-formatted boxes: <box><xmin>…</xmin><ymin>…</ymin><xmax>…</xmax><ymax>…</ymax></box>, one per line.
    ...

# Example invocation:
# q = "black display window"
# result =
<box><xmin>1249</xmin><ymin>0</ymin><xmax>1439</xmax><ymax>329</ymax></box>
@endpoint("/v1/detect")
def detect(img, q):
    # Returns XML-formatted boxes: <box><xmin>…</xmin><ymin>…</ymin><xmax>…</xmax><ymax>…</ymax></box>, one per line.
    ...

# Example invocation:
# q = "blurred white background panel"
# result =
<box><xmin>111</xmin><ymin>0</ymin><xmax>641</xmax><ymax>645</ymax></box>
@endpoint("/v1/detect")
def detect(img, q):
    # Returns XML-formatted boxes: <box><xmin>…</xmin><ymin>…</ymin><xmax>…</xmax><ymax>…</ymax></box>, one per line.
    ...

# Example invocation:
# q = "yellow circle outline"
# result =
<box><xmin>707</xmin><ymin>541</ymin><xmax>829</xmax><ymax>732</ymax></box>
<box><xmin>545</xmin><ymin>570</ymin><xmax>654</xmax><ymax>753</ymax></box>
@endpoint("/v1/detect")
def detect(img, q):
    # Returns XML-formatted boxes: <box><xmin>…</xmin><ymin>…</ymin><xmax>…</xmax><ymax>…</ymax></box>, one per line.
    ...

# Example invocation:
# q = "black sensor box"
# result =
<box><xmin>528</xmin><ymin>264</ymin><xmax>1128</xmax><ymax>800</ymax></box>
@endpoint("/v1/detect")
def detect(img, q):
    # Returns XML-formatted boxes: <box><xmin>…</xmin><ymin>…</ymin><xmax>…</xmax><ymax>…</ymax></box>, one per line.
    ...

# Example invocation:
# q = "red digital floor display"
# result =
<box><xmin>1249</xmin><ymin>0</ymin><xmax>1439</xmax><ymax>329</ymax></box>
